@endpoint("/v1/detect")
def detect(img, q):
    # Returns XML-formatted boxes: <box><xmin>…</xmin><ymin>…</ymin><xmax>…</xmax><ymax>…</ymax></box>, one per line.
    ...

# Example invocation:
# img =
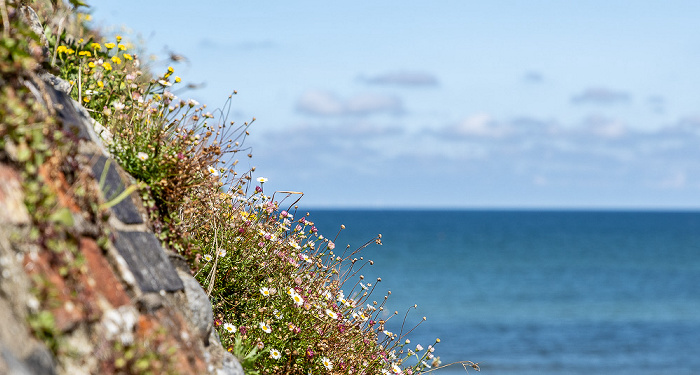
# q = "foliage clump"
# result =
<box><xmin>1</xmin><ymin>0</ymin><xmax>463</xmax><ymax>373</ymax></box>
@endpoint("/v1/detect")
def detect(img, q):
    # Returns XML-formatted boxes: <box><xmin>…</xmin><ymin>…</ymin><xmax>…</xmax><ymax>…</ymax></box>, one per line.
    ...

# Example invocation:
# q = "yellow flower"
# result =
<box><xmin>118</xmin><ymin>44</ymin><xmax>126</xmax><ymax>51</ymax></box>
<box><xmin>175</xmin><ymin>76</ymin><xmax>181</xmax><ymax>83</ymax></box>
<box><xmin>78</xmin><ymin>51</ymin><xmax>91</xmax><ymax>57</ymax></box>
<box><xmin>167</xmin><ymin>66</ymin><xmax>174</xmax><ymax>73</ymax></box>
<box><xmin>88</xmin><ymin>61</ymin><xmax>95</xmax><ymax>68</ymax></box>
<box><xmin>83</xmin><ymin>97</ymin><xmax>90</xmax><ymax>103</ymax></box>
<box><xmin>116</xmin><ymin>35</ymin><xmax>122</xmax><ymax>43</ymax></box>
<box><xmin>97</xmin><ymin>81</ymin><xmax>104</xmax><ymax>88</ymax></box>
<box><xmin>90</xmin><ymin>42</ymin><xmax>101</xmax><ymax>50</ymax></box>
<box><xmin>56</xmin><ymin>45</ymin><xmax>68</xmax><ymax>54</ymax></box>
<box><xmin>78</xmin><ymin>38</ymin><xmax>84</xmax><ymax>44</ymax></box>
<box><xmin>105</xmin><ymin>42</ymin><xmax>116</xmax><ymax>49</ymax></box>
<box><xmin>123</xmin><ymin>53</ymin><xmax>133</xmax><ymax>61</ymax></box>
<box><xmin>111</xmin><ymin>56</ymin><xmax>122</xmax><ymax>65</ymax></box>
<box><xmin>102</xmin><ymin>62</ymin><xmax>112</xmax><ymax>71</ymax></box>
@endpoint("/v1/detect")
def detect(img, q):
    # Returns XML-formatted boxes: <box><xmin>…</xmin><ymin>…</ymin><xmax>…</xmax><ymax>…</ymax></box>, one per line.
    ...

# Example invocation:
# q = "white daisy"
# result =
<box><xmin>223</xmin><ymin>323</ymin><xmax>236</xmax><ymax>333</ymax></box>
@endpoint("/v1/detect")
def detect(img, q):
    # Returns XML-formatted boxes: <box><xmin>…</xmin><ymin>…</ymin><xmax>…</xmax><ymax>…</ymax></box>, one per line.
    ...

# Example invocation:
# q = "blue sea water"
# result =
<box><xmin>305</xmin><ymin>210</ymin><xmax>700</xmax><ymax>375</ymax></box>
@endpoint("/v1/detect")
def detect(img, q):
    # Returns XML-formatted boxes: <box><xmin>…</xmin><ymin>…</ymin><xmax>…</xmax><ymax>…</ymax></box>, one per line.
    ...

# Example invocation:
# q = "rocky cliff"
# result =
<box><xmin>0</xmin><ymin>5</ymin><xmax>243</xmax><ymax>374</ymax></box>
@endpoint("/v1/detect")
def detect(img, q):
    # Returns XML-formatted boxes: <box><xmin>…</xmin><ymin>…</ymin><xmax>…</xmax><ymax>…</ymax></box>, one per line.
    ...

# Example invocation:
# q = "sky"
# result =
<box><xmin>91</xmin><ymin>1</ymin><xmax>700</xmax><ymax>209</ymax></box>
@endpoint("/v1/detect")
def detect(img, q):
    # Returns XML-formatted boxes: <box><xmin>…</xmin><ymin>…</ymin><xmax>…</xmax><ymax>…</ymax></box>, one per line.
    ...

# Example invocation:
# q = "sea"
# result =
<box><xmin>304</xmin><ymin>210</ymin><xmax>700</xmax><ymax>375</ymax></box>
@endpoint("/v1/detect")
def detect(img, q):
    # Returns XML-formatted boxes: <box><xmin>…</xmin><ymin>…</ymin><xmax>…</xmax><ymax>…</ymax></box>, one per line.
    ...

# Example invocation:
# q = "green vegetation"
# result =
<box><xmin>0</xmin><ymin>1</ymin><xmax>481</xmax><ymax>374</ymax></box>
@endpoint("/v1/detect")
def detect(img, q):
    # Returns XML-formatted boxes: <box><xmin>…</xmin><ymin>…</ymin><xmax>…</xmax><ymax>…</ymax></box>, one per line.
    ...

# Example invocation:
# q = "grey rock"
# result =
<box><xmin>112</xmin><ymin>231</ymin><xmax>184</xmax><ymax>293</ymax></box>
<box><xmin>1</xmin><ymin>346</ymin><xmax>33</xmax><ymax>375</ymax></box>
<box><xmin>136</xmin><ymin>292</ymin><xmax>164</xmax><ymax>314</ymax></box>
<box><xmin>176</xmin><ymin>269</ymin><xmax>213</xmax><ymax>343</ymax></box>
<box><xmin>39</xmin><ymin>71</ymin><xmax>72</xmax><ymax>95</ymax></box>
<box><xmin>205</xmin><ymin>330</ymin><xmax>244</xmax><ymax>375</ymax></box>
<box><xmin>219</xmin><ymin>351</ymin><xmax>245</xmax><ymax>375</ymax></box>
<box><xmin>18</xmin><ymin>6</ymin><xmax>48</xmax><ymax>50</ymax></box>
<box><xmin>90</xmin><ymin>155</ymin><xmax>144</xmax><ymax>225</ymax></box>
<box><xmin>23</xmin><ymin>347</ymin><xmax>56</xmax><ymax>375</ymax></box>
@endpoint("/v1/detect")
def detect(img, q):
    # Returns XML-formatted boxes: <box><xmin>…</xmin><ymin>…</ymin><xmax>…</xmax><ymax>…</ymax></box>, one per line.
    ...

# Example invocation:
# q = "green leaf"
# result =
<box><xmin>49</xmin><ymin>208</ymin><xmax>74</xmax><ymax>227</ymax></box>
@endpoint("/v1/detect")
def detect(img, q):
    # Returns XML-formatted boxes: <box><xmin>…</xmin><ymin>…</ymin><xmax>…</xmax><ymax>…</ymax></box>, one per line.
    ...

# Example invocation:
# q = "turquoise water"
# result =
<box><xmin>305</xmin><ymin>210</ymin><xmax>700</xmax><ymax>374</ymax></box>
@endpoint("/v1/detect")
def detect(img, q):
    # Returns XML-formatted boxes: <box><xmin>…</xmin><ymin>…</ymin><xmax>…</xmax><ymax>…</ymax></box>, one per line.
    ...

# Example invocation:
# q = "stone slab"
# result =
<box><xmin>113</xmin><ymin>231</ymin><xmax>184</xmax><ymax>293</ymax></box>
<box><xmin>90</xmin><ymin>155</ymin><xmax>143</xmax><ymax>224</ymax></box>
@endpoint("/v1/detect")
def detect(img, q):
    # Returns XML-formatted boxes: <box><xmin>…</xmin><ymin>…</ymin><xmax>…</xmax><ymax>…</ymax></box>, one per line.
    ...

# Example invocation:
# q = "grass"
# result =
<box><xmin>0</xmin><ymin>1</ymin><xmax>483</xmax><ymax>374</ymax></box>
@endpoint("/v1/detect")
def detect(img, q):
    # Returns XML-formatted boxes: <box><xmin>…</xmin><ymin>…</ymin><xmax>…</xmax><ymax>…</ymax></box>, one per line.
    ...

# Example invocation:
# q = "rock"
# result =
<box><xmin>176</xmin><ymin>269</ymin><xmax>213</xmax><ymax>343</ymax></box>
<box><xmin>0</xmin><ymin>164</ymin><xmax>31</xmax><ymax>226</ymax></box>
<box><xmin>89</xmin><ymin>154</ymin><xmax>144</xmax><ymax>225</ymax></box>
<box><xmin>112</xmin><ymin>231</ymin><xmax>184</xmax><ymax>293</ymax></box>
<box><xmin>0</xmin><ymin>345</ymin><xmax>34</xmax><ymax>375</ymax></box>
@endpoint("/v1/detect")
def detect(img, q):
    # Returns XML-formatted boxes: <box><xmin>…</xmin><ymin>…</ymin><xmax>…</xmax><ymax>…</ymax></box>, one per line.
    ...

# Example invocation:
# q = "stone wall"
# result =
<box><xmin>0</xmin><ymin>9</ymin><xmax>244</xmax><ymax>373</ymax></box>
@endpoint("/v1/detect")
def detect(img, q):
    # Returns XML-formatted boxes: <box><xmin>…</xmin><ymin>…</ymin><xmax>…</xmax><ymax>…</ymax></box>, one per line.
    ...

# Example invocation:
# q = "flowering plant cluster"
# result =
<box><xmin>43</xmin><ymin>4</ymin><xmax>458</xmax><ymax>375</ymax></box>
<box><xmin>187</xmin><ymin>181</ymin><xmax>442</xmax><ymax>374</ymax></box>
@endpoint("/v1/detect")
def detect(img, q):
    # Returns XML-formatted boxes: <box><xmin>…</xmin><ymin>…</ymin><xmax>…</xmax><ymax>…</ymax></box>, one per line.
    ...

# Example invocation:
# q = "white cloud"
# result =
<box><xmin>571</xmin><ymin>87</ymin><xmax>631</xmax><ymax>105</ymax></box>
<box><xmin>296</xmin><ymin>90</ymin><xmax>403</xmax><ymax>116</ymax></box>
<box><xmin>581</xmin><ymin>115</ymin><xmax>627</xmax><ymax>139</ymax></box>
<box><xmin>443</xmin><ymin>114</ymin><xmax>512</xmax><ymax>138</ymax></box>
<box><xmin>362</xmin><ymin>71</ymin><xmax>439</xmax><ymax>86</ymax></box>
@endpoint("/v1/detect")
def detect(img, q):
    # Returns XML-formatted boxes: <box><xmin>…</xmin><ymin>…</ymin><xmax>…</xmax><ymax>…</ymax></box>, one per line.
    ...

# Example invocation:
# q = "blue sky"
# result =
<box><xmin>92</xmin><ymin>1</ymin><xmax>700</xmax><ymax>208</ymax></box>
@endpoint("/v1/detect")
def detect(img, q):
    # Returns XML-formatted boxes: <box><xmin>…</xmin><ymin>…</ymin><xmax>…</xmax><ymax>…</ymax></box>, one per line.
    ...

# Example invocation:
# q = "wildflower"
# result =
<box><xmin>102</xmin><ymin>62</ymin><xmax>112</xmax><ymax>71</ymax></box>
<box><xmin>137</xmin><ymin>152</ymin><xmax>148</xmax><ymax>161</ymax></box>
<box><xmin>203</xmin><ymin>254</ymin><xmax>213</xmax><ymax>262</ymax></box>
<box><xmin>78</xmin><ymin>50</ymin><xmax>91</xmax><ymax>57</ymax></box>
<box><xmin>88</xmin><ymin>61</ymin><xmax>96</xmax><ymax>68</ymax></box>
<box><xmin>421</xmin><ymin>360</ymin><xmax>431</xmax><ymax>369</ymax></box>
<box><xmin>113</xmin><ymin>102</ymin><xmax>125</xmax><ymax>111</ymax></box>
<box><xmin>321</xmin><ymin>357</ymin><xmax>333</xmax><ymax>371</ymax></box>
<box><xmin>360</xmin><ymin>282</ymin><xmax>368</xmax><ymax>290</ymax></box>
<box><xmin>123</xmin><ymin>53</ymin><xmax>133</xmax><ymax>61</ymax></box>
<box><xmin>391</xmin><ymin>363</ymin><xmax>403</xmax><ymax>374</ymax></box>
<box><xmin>90</xmin><ymin>42</ymin><xmax>101</xmax><ymax>50</ymax></box>
<box><xmin>188</xmin><ymin>99</ymin><xmax>199</xmax><ymax>107</ymax></box>
<box><xmin>328</xmin><ymin>241</ymin><xmax>335</xmax><ymax>250</ymax></box>
<box><xmin>223</xmin><ymin>323</ymin><xmax>236</xmax><ymax>333</ymax></box>
<box><xmin>325</xmin><ymin>309</ymin><xmax>338</xmax><ymax>320</ymax></box>
<box><xmin>175</xmin><ymin>76</ymin><xmax>181</xmax><ymax>83</ymax></box>
<box><xmin>260</xmin><ymin>287</ymin><xmax>271</xmax><ymax>297</ymax></box>
<box><xmin>257</xmin><ymin>177</ymin><xmax>268</xmax><ymax>183</ymax></box>
<box><xmin>97</xmin><ymin>80</ymin><xmax>104</xmax><ymax>88</ymax></box>
<box><xmin>259</xmin><ymin>322</ymin><xmax>272</xmax><ymax>334</ymax></box>
<box><xmin>269</xmin><ymin>348</ymin><xmax>281</xmax><ymax>359</ymax></box>
<box><xmin>217</xmin><ymin>248</ymin><xmax>227</xmax><ymax>257</ymax></box>
<box><xmin>116</xmin><ymin>35</ymin><xmax>122</xmax><ymax>42</ymax></box>
<box><xmin>83</xmin><ymin>97</ymin><xmax>90</xmax><ymax>103</ymax></box>
<box><xmin>290</xmin><ymin>292</ymin><xmax>304</xmax><ymax>306</ymax></box>
<box><xmin>208</xmin><ymin>166</ymin><xmax>219</xmax><ymax>176</ymax></box>
<box><xmin>105</xmin><ymin>42</ymin><xmax>116</xmax><ymax>49</ymax></box>
<box><xmin>273</xmin><ymin>310</ymin><xmax>283</xmax><ymax>319</ymax></box>
<box><xmin>158</xmin><ymin>79</ymin><xmax>172</xmax><ymax>87</ymax></box>
<box><xmin>118</xmin><ymin>44</ymin><xmax>126</xmax><ymax>50</ymax></box>
<box><xmin>56</xmin><ymin>45</ymin><xmax>69</xmax><ymax>54</ymax></box>
<box><xmin>84</xmin><ymin>89</ymin><xmax>96</xmax><ymax>96</ymax></box>
<box><xmin>111</xmin><ymin>56</ymin><xmax>122</xmax><ymax>64</ymax></box>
